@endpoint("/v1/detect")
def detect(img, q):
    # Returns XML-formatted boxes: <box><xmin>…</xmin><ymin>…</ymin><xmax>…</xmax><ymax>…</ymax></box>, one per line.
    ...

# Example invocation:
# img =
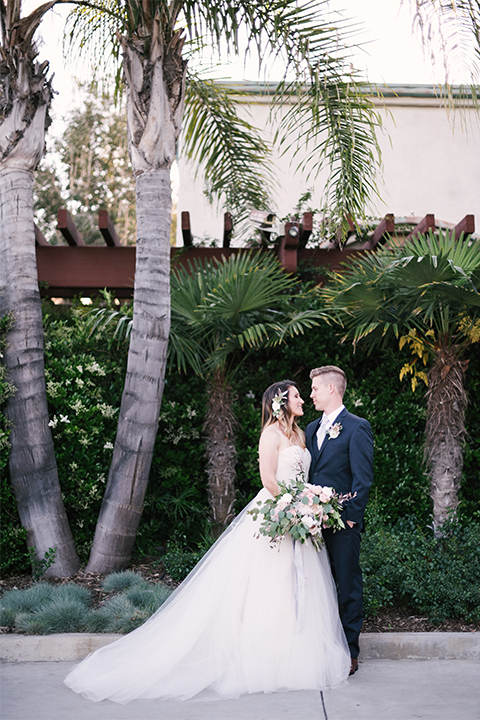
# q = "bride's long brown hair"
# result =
<box><xmin>261</xmin><ymin>380</ymin><xmax>305</xmax><ymax>447</ymax></box>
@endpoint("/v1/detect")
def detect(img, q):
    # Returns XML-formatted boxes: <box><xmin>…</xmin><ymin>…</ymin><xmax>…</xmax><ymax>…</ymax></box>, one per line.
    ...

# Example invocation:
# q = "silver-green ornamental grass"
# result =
<box><xmin>0</xmin><ymin>572</ymin><xmax>172</xmax><ymax>635</ymax></box>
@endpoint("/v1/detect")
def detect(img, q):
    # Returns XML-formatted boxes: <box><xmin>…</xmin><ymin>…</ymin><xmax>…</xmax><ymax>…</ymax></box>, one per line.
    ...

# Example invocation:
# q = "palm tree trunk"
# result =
<box><xmin>0</xmin><ymin>12</ymin><xmax>79</xmax><ymax>576</ymax></box>
<box><xmin>204</xmin><ymin>372</ymin><xmax>238</xmax><ymax>537</ymax></box>
<box><xmin>86</xmin><ymin>169</ymin><xmax>172</xmax><ymax>572</ymax></box>
<box><xmin>86</xmin><ymin>27</ymin><xmax>186</xmax><ymax>572</ymax></box>
<box><xmin>0</xmin><ymin>168</ymin><xmax>80</xmax><ymax>576</ymax></box>
<box><xmin>425</xmin><ymin>347</ymin><xmax>467</xmax><ymax>535</ymax></box>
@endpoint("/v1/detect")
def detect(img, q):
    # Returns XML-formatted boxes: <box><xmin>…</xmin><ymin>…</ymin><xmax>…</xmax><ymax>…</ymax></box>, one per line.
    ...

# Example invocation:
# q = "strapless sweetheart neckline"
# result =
<box><xmin>279</xmin><ymin>445</ymin><xmax>307</xmax><ymax>453</ymax></box>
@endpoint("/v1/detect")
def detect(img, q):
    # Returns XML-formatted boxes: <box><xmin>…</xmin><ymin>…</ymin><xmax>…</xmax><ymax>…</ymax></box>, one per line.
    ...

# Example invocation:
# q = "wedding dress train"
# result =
<box><xmin>64</xmin><ymin>445</ymin><xmax>351</xmax><ymax>703</ymax></box>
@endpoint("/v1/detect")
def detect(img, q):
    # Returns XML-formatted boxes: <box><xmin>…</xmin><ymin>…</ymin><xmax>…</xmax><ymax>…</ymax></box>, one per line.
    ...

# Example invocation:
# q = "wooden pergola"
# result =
<box><xmin>35</xmin><ymin>209</ymin><xmax>476</xmax><ymax>298</ymax></box>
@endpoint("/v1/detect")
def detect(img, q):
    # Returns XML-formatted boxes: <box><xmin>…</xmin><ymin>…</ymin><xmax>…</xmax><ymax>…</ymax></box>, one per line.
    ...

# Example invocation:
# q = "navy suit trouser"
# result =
<box><xmin>323</xmin><ymin>523</ymin><xmax>363</xmax><ymax>658</ymax></box>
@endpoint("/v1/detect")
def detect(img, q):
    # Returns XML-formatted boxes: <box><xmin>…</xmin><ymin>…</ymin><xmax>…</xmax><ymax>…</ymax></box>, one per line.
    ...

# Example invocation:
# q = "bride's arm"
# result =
<box><xmin>258</xmin><ymin>428</ymin><xmax>280</xmax><ymax>497</ymax></box>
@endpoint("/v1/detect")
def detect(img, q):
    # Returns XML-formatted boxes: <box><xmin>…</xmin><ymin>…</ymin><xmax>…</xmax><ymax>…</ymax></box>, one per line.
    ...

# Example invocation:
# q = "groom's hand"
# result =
<box><xmin>346</xmin><ymin>521</ymin><xmax>355</xmax><ymax>528</ymax></box>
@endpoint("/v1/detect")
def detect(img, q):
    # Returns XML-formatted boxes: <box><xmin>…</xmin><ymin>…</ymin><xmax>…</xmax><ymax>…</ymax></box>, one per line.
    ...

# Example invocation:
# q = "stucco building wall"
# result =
<box><xmin>177</xmin><ymin>84</ymin><xmax>480</xmax><ymax>245</ymax></box>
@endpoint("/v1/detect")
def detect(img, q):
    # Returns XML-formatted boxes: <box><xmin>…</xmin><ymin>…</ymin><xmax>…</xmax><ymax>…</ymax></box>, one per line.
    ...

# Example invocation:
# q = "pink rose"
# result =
<box><xmin>327</xmin><ymin>423</ymin><xmax>342</xmax><ymax>439</ymax></box>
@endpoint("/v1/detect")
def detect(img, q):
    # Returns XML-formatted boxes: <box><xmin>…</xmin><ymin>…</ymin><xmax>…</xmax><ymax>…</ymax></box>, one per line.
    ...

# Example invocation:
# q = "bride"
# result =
<box><xmin>64</xmin><ymin>380</ymin><xmax>351</xmax><ymax>703</ymax></box>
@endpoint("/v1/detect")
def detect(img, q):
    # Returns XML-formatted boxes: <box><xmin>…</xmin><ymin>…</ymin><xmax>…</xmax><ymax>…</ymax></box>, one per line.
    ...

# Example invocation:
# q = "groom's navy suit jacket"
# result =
<box><xmin>305</xmin><ymin>409</ymin><xmax>374</xmax><ymax>528</ymax></box>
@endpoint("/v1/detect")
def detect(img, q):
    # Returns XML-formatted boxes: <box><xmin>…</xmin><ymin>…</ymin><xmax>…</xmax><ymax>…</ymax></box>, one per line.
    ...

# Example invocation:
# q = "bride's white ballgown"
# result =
<box><xmin>64</xmin><ymin>446</ymin><xmax>351</xmax><ymax>703</ymax></box>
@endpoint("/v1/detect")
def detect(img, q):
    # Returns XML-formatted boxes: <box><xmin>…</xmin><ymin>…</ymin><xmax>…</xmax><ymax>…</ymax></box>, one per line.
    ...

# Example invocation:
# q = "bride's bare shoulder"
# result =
<box><xmin>260</xmin><ymin>423</ymin><xmax>291</xmax><ymax>454</ymax></box>
<box><xmin>259</xmin><ymin>423</ymin><xmax>282</xmax><ymax>445</ymax></box>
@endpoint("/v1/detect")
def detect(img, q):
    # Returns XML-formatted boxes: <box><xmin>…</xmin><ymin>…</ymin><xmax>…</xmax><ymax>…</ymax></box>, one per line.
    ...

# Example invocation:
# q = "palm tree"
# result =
<box><xmin>168</xmin><ymin>253</ymin><xmax>327</xmax><ymax>534</ymax></box>
<box><xmin>87</xmin><ymin>253</ymin><xmax>328</xmax><ymax>535</ymax></box>
<box><xmin>63</xmin><ymin>0</ymin><xmax>383</xmax><ymax>572</ymax></box>
<box><xmin>322</xmin><ymin>230</ymin><xmax>480</xmax><ymax>534</ymax></box>
<box><xmin>0</xmin><ymin>0</ymin><xmax>80</xmax><ymax>576</ymax></box>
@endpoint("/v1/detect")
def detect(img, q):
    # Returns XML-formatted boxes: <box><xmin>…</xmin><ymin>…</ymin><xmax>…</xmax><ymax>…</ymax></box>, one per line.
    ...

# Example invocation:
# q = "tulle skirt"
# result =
<box><xmin>64</xmin><ymin>488</ymin><xmax>351</xmax><ymax>704</ymax></box>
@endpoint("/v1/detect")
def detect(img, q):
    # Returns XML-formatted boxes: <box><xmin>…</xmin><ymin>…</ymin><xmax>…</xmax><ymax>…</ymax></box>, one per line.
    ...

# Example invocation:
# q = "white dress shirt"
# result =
<box><xmin>316</xmin><ymin>405</ymin><xmax>345</xmax><ymax>450</ymax></box>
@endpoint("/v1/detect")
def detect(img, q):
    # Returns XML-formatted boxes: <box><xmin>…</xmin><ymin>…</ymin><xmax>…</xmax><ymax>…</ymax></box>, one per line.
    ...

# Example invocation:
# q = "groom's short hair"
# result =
<box><xmin>310</xmin><ymin>365</ymin><xmax>347</xmax><ymax>398</ymax></box>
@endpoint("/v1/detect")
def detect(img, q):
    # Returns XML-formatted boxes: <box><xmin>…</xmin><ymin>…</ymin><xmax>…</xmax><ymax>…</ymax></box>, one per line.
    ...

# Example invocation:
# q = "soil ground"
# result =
<box><xmin>1</xmin><ymin>557</ymin><xmax>478</xmax><ymax>634</ymax></box>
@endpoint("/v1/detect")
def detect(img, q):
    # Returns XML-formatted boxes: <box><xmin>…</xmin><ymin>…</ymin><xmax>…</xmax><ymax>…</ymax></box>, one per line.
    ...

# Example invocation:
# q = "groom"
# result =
<box><xmin>305</xmin><ymin>365</ymin><xmax>374</xmax><ymax>676</ymax></box>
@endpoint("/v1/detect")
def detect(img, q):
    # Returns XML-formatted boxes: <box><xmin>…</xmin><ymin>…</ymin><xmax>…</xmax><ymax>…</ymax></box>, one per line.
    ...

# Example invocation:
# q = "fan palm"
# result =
<box><xmin>87</xmin><ymin>254</ymin><xmax>327</xmax><ymax>535</ymax></box>
<box><xmin>322</xmin><ymin>230</ymin><xmax>480</xmax><ymax>533</ymax></box>
<box><xmin>169</xmin><ymin>253</ymin><xmax>328</xmax><ymax>533</ymax></box>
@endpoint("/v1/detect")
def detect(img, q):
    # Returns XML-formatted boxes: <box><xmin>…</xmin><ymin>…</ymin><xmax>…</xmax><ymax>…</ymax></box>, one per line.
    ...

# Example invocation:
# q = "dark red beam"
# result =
<box><xmin>363</xmin><ymin>214</ymin><xmax>395</xmax><ymax>250</ymax></box>
<box><xmin>37</xmin><ymin>246</ymin><xmax>135</xmax><ymax>297</ymax></box>
<box><xmin>36</xmin><ymin>246</ymin><xmax>370</xmax><ymax>297</ymax></box>
<box><xmin>298</xmin><ymin>247</ymin><xmax>366</xmax><ymax>280</ymax></box>
<box><xmin>223</xmin><ymin>212</ymin><xmax>233</xmax><ymax>248</ymax></box>
<box><xmin>57</xmin><ymin>209</ymin><xmax>86</xmax><ymax>246</ymax></box>
<box><xmin>406</xmin><ymin>214</ymin><xmax>435</xmax><ymax>240</ymax></box>
<box><xmin>34</xmin><ymin>224</ymin><xmax>49</xmax><ymax>246</ymax></box>
<box><xmin>453</xmin><ymin>214</ymin><xmax>475</xmax><ymax>238</ymax></box>
<box><xmin>181</xmin><ymin>211</ymin><xmax>193</xmax><ymax>247</ymax></box>
<box><xmin>328</xmin><ymin>215</ymin><xmax>355</xmax><ymax>250</ymax></box>
<box><xmin>98</xmin><ymin>210</ymin><xmax>121</xmax><ymax>246</ymax></box>
<box><xmin>299</xmin><ymin>211</ymin><xmax>313</xmax><ymax>247</ymax></box>
<box><xmin>278</xmin><ymin>222</ymin><xmax>300</xmax><ymax>273</ymax></box>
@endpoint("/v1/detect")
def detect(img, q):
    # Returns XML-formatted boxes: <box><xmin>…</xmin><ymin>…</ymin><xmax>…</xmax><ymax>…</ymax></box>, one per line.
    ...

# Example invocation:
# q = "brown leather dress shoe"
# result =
<box><xmin>349</xmin><ymin>658</ymin><xmax>359</xmax><ymax>676</ymax></box>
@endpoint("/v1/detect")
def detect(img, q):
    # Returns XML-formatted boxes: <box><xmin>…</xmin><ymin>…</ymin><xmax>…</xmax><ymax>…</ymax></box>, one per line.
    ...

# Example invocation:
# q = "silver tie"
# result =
<box><xmin>316</xmin><ymin>415</ymin><xmax>329</xmax><ymax>450</ymax></box>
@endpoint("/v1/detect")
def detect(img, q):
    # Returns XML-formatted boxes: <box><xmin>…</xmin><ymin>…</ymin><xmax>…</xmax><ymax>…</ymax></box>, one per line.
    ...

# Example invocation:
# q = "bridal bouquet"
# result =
<box><xmin>248</xmin><ymin>476</ymin><xmax>351</xmax><ymax>551</ymax></box>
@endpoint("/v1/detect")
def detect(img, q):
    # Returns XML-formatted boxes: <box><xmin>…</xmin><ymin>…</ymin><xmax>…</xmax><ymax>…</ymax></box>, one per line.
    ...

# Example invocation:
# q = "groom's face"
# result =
<box><xmin>310</xmin><ymin>376</ymin><xmax>330</xmax><ymax>412</ymax></box>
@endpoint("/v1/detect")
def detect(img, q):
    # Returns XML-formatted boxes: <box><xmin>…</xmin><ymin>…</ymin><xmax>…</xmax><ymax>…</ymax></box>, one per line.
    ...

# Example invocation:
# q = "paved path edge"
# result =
<box><xmin>0</xmin><ymin>632</ymin><xmax>479</xmax><ymax>663</ymax></box>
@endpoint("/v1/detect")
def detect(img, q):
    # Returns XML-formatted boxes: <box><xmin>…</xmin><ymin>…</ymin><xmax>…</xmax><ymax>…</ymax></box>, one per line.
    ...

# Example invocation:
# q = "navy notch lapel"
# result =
<box><xmin>309</xmin><ymin>417</ymin><xmax>323</xmax><ymax>465</ymax></box>
<box><xmin>317</xmin><ymin>407</ymin><xmax>348</xmax><ymax>461</ymax></box>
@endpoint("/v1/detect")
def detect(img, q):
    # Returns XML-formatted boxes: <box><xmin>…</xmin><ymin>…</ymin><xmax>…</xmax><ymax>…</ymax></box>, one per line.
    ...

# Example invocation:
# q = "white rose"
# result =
<box><xmin>302</xmin><ymin>516</ymin><xmax>315</xmax><ymax>528</ymax></box>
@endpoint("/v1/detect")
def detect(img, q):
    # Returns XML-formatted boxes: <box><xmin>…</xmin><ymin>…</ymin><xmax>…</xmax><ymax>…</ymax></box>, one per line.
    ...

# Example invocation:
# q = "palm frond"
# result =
<box><xmin>84</xmin><ymin>306</ymin><xmax>133</xmax><ymax>344</ymax></box>
<box><xmin>323</xmin><ymin>229</ymin><xmax>480</xmax><ymax>354</ymax></box>
<box><xmin>412</xmin><ymin>0</ymin><xmax>480</xmax><ymax>89</ymax></box>
<box><xmin>170</xmin><ymin>253</ymin><xmax>327</xmax><ymax>378</ymax></box>
<box><xmin>205</xmin><ymin>307</ymin><xmax>327</xmax><ymax>372</ymax></box>
<box><xmin>64</xmin><ymin>0</ymin><xmax>126</xmax><ymax>86</ymax></box>
<box><xmin>64</xmin><ymin>0</ymin><xmax>382</xmax><ymax>222</ymax></box>
<box><xmin>182</xmin><ymin>72</ymin><xmax>276</xmax><ymax>222</ymax></box>
<box><xmin>275</xmin><ymin>73</ymin><xmax>382</xmax><ymax>233</ymax></box>
<box><xmin>198</xmin><ymin>253</ymin><xmax>297</xmax><ymax>317</ymax></box>
<box><xmin>182</xmin><ymin>0</ymin><xmax>336</xmax><ymax>60</ymax></box>
<box><xmin>167</xmin><ymin>322</ymin><xmax>206</xmax><ymax>375</ymax></box>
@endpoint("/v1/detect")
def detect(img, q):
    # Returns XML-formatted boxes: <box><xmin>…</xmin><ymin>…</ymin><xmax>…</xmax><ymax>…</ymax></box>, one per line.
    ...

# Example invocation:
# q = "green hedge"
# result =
<box><xmin>1</xmin><ymin>292</ymin><xmax>479</xmax><ymax>579</ymax></box>
<box><xmin>361</xmin><ymin>516</ymin><xmax>480</xmax><ymax>623</ymax></box>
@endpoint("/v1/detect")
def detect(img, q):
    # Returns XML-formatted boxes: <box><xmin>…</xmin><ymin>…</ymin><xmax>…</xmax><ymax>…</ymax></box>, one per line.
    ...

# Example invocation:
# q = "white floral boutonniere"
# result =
<box><xmin>327</xmin><ymin>422</ymin><xmax>342</xmax><ymax>439</ymax></box>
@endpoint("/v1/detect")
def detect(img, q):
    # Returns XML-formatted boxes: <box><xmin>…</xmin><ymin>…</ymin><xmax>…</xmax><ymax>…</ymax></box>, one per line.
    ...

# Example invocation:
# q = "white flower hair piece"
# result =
<box><xmin>272</xmin><ymin>389</ymin><xmax>289</xmax><ymax>419</ymax></box>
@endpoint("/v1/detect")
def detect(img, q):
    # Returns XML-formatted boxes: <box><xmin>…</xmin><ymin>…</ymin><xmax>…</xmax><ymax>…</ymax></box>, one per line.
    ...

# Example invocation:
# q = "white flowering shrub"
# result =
<box><xmin>42</xmin><ymin>309</ymin><xmax>126</xmax><ymax>561</ymax></box>
<box><xmin>42</xmin><ymin>303</ymin><xmax>208</xmax><ymax>564</ymax></box>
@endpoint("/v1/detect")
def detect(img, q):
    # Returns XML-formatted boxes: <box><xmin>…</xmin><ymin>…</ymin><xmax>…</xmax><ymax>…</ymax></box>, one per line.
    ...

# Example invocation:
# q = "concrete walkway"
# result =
<box><xmin>1</xmin><ymin>633</ymin><xmax>479</xmax><ymax>720</ymax></box>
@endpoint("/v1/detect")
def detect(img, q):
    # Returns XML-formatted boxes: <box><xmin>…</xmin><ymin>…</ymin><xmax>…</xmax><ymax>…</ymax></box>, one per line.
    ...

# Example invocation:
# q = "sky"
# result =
<box><xmin>22</xmin><ymin>0</ymin><xmax>466</xmax><ymax>141</ymax></box>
